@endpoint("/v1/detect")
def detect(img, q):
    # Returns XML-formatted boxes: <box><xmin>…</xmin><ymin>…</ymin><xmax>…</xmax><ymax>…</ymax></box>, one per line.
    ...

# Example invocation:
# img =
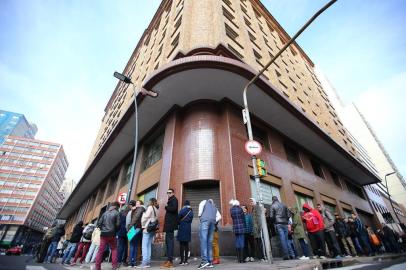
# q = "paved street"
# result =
<box><xmin>1</xmin><ymin>254</ymin><xmax>406</xmax><ymax>270</ymax></box>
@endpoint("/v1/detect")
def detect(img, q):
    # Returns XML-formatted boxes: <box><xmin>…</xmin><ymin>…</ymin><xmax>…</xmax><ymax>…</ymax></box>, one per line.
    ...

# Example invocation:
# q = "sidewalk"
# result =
<box><xmin>60</xmin><ymin>253</ymin><xmax>406</xmax><ymax>270</ymax></box>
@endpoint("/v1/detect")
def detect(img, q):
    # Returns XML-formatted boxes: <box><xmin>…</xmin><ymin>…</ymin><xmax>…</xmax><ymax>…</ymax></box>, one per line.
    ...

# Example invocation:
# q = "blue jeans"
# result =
<box><xmin>199</xmin><ymin>220</ymin><xmax>215</xmax><ymax>263</ymax></box>
<box><xmin>298</xmin><ymin>238</ymin><xmax>310</xmax><ymax>257</ymax></box>
<box><xmin>61</xmin><ymin>242</ymin><xmax>77</xmax><ymax>264</ymax></box>
<box><xmin>129</xmin><ymin>232</ymin><xmax>142</xmax><ymax>265</ymax></box>
<box><xmin>352</xmin><ymin>236</ymin><xmax>363</xmax><ymax>254</ymax></box>
<box><xmin>141</xmin><ymin>232</ymin><xmax>155</xmax><ymax>265</ymax></box>
<box><xmin>275</xmin><ymin>224</ymin><xmax>294</xmax><ymax>258</ymax></box>
<box><xmin>117</xmin><ymin>236</ymin><xmax>128</xmax><ymax>263</ymax></box>
<box><xmin>359</xmin><ymin>232</ymin><xmax>372</xmax><ymax>255</ymax></box>
<box><xmin>235</xmin><ymin>233</ymin><xmax>244</xmax><ymax>249</ymax></box>
<box><xmin>45</xmin><ymin>241</ymin><xmax>58</xmax><ymax>263</ymax></box>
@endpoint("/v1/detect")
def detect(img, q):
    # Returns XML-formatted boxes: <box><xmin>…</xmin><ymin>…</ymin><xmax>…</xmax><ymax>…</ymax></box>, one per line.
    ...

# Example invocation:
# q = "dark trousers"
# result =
<box><xmin>36</xmin><ymin>238</ymin><xmax>51</xmax><ymax>263</ymax></box>
<box><xmin>324</xmin><ymin>230</ymin><xmax>341</xmax><ymax>257</ymax></box>
<box><xmin>117</xmin><ymin>236</ymin><xmax>128</xmax><ymax>263</ymax></box>
<box><xmin>308</xmin><ymin>230</ymin><xmax>326</xmax><ymax>257</ymax></box>
<box><xmin>298</xmin><ymin>238</ymin><xmax>310</xmax><ymax>257</ymax></box>
<box><xmin>244</xmin><ymin>234</ymin><xmax>255</xmax><ymax>259</ymax></box>
<box><xmin>254</xmin><ymin>237</ymin><xmax>265</xmax><ymax>259</ymax></box>
<box><xmin>179</xmin><ymin>241</ymin><xmax>189</xmax><ymax>263</ymax></box>
<box><xmin>359</xmin><ymin>232</ymin><xmax>372</xmax><ymax>255</ymax></box>
<box><xmin>166</xmin><ymin>232</ymin><xmax>174</xmax><ymax>262</ymax></box>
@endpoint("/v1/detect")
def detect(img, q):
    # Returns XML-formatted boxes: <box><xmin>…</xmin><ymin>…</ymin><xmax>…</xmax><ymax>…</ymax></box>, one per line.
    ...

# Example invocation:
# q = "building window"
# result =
<box><xmin>138</xmin><ymin>185</ymin><xmax>158</xmax><ymax>204</ymax></box>
<box><xmin>121</xmin><ymin>160</ymin><xmax>133</xmax><ymax>187</ymax></box>
<box><xmin>345</xmin><ymin>180</ymin><xmax>365</xmax><ymax>199</ymax></box>
<box><xmin>142</xmin><ymin>132</ymin><xmax>164</xmax><ymax>171</ymax></box>
<box><xmin>295</xmin><ymin>192</ymin><xmax>313</xmax><ymax>210</ymax></box>
<box><xmin>310</xmin><ymin>159</ymin><xmax>324</xmax><ymax>179</ymax></box>
<box><xmin>250</xmin><ymin>179</ymin><xmax>281</xmax><ymax>207</ymax></box>
<box><xmin>284</xmin><ymin>144</ymin><xmax>302</xmax><ymax>168</ymax></box>
<box><xmin>105</xmin><ymin>173</ymin><xmax>119</xmax><ymax>198</ymax></box>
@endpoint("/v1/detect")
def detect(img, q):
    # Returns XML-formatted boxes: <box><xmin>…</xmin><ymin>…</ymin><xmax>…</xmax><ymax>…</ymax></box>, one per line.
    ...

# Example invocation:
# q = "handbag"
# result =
<box><xmin>147</xmin><ymin>206</ymin><xmax>159</xmax><ymax>233</ymax></box>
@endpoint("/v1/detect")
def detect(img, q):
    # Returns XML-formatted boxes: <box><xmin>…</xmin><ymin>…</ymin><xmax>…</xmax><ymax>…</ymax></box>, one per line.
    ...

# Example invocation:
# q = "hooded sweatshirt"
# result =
<box><xmin>302</xmin><ymin>203</ymin><xmax>324</xmax><ymax>233</ymax></box>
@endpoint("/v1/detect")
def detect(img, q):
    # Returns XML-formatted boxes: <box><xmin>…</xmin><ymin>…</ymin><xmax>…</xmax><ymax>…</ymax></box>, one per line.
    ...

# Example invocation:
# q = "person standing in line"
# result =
<box><xmin>229</xmin><ymin>199</ymin><xmax>245</xmax><ymax>263</ymax></box>
<box><xmin>117</xmin><ymin>205</ymin><xmax>130</xmax><ymax>267</ymax></box>
<box><xmin>161</xmin><ymin>188</ymin><xmax>179</xmax><ymax>269</ymax></box>
<box><xmin>351</xmin><ymin>212</ymin><xmax>372</xmax><ymax>256</ymax></box>
<box><xmin>37</xmin><ymin>222</ymin><xmax>57</xmax><ymax>263</ymax></box>
<box><xmin>127</xmin><ymin>200</ymin><xmax>146</xmax><ymax>267</ymax></box>
<box><xmin>177</xmin><ymin>200</ymin><xmax>193</xmax><ymax>265</ymax></box>
<box><xmin>347</xmin><ymin>217</ymin><xmax>363</xmax><ymax>255</ymax></box>
<box><xmin>45</xmin><ymin>223</ymin><xmax>65</xmax><ymax>263</ymax></box>
<box><xmin>270</xmin><ymin>196</ymin><xmax>293</xmax><ymax>260</ymax></box>
<box><xmin>241</xmin><ymin>205</ymin><xmax>255</xmax><ymax>262</ymax></box>
<box><xmin>212</xmin><ymin>221</ymin><xmax>221</xmax><ymax>265</ymax></box>
<box><xmin>95</xmin><ymin>202</ymin><xmax>121</xmax><ymax>270</ymax></box>
<box><xmin>317</xmin><ymin>204</ymin><xmax>342</xmax><ymax>259</ymax></box>
<box><xmin>61</xmin><ymin>221</ymin><xmax>83</xmax><ymax>265</ymax></box>
<box><xmin>382</xmin><ymin>223</ymin><xmax>400</xmax><ymax>253</ymax></box>
<box><xmin>198</xmin><ymin>199</ymin><xmax>221</xmax><ymax>269</ymax></box>
<box><xmin>290</xmin><ymin>207</ymin><xmax>310</xmax><ymax>259</ymax></box>
<box><xmin>334</xmin><ymin>214</ymin><xmax>356</xmax><ymax>257</ymax></box>
<box><xmin>85</xmin><ymin>227</ymin><xmax>101</xmax><ymax>263</ymax></box>
<box><xmin>138</xmin><ymin>198</ymin><xmax>159</xmax><ymax>269</ymax></box>
<box><xmin>302</xmin><ymin>203</ymin><xmax>326</xmax><ymax>259</ymax></box>
<box><xmin>249</xmin><ymin>198</ymin><xmax>266</xmax><ymax>261</ymax></box>
<box><xmin>70</xmin><ymin>223</ymin><xmax>94</xmax><ymax>266</ymax></box>
<box><xmin>53</xmin><ymin>235</ymin><xmax>66</xmax><ymax>262</ymax></box>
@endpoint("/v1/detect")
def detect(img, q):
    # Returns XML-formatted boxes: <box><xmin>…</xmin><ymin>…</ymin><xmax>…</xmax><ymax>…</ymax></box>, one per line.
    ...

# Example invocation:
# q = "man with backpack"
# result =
<box><xmin>70</xmin><ymin>223</ymin><xmax>95</xmax><ymax>266</ymax></box>
<box><xmin>270</xmin><ymin>196</ymin><xmax>293</xmax><ymax>260</ymax></box>
<box><xmin>302</xmin><ymin>203</ymin><xmax>326</xmax><ymax>259</ymax></box>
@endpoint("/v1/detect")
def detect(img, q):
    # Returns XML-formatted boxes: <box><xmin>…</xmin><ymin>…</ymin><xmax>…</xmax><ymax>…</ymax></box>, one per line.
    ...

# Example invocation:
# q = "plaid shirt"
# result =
<box><xmin>230</xmin><ymin>206</ymin><xmax>245</xmax><ymax>234</ymax></box>
<box><xmin>244</xmin><ymin>213</ymin><xmax>254</xmax><ymax>234</ymax></box>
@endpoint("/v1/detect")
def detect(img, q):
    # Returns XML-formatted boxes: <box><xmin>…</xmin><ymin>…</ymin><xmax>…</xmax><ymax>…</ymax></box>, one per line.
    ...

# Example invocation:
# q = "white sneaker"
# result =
<box><xmin>299</xmin><ymin>256</ymin><xmax>310</xmax><ymax>260</ymax></box>
<box><xmin>345</xmin><ymin>255</ymin><xmax>352</xmax><ymax>258</ymax></box>
<box><xmin>244</xmin><ymin>257</ymin><xmax>250</xmax><ymax>262</ymax></box>
<box><xmin>250</xmin><ymin>257</ymin><xmax>254</xmax><ymax>262</ymax></box>
<box><xmin>319</xmin><ymin>256</ymin><xmax>327</xmax><ymax>259</ymax></box>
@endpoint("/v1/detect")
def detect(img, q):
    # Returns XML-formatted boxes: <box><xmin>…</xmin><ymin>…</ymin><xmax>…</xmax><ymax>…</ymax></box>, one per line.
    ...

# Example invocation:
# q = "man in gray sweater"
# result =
<box><xmin>317</xmin><ymin>204</ymin><xmax>342</xmax><ymax>259</ymax></box>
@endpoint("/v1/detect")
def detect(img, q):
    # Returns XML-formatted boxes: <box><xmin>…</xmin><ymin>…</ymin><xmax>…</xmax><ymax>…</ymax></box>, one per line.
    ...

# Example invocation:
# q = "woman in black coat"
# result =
<box><xmin>177</xmin><ymin>200</ymin><xmax>193</xmax><ymax>265</ymax></box>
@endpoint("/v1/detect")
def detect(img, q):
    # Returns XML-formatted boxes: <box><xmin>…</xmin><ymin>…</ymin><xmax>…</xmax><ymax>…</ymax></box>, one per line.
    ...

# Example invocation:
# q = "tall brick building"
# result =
<box><xmin>59</xmin><ymin>0</ymin><xmax>388</xmax><ymax>256</ymax></box>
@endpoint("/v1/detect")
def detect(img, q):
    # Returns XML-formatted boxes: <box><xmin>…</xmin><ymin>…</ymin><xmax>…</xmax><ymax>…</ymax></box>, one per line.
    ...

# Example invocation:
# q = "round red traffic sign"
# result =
<box><xmin>245</xmin><ymin>140</ymin><xmax>262</xmax><ymax>155</ymax></box>
<box><xmin>117</xmin><ymin>192</ymin><xmax>127</xmax><ymax>204</ymax></box>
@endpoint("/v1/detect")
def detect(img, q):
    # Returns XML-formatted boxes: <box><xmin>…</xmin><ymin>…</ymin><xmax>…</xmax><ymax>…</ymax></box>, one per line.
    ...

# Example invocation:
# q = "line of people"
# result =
<box><xmin>228</xmin><ymin>195</ymin><xmax>405</xmax><ymax>264</ymax></box>
<box><xmin>35</xmin><ymin>190</ymin><xmax>405</xmax><ymax>269</ymax></box>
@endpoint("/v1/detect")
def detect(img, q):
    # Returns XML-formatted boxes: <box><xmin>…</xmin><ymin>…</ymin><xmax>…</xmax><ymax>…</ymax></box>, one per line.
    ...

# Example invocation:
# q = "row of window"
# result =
<box><xmin>0</xmin><ymin>206</ymin><xmax>30</xmax><ymax>213</ymax></box>
<box><xmin>0</xmin><ymin>158</ymin><xmax>51</xmax><ymax>169</ymax></box>
<box><xmin>0</xmin><ymin>198</ymin><xmax>34</xmax><ymax>204</ymax></box>
<box><xmin>0</xmin><ymin>180</ymin><xmax>41</xmax><ymax>189</ymax></box>
<box><xmin>0</xmin><ymin>172</ymin><xmax>45</xmax><ymax>181</ymax></box>
<box><xmin>1</xmin><ymin>144</ymin><xmax>56</xmax><ymax>156</ymax></box>
<box><xmin>1</xmin><ymin>151</ymin><xmax>54</xmax><ymax>161</ymax></box>
<box><xmin>0</xmin><ymin>189</ymin><xmax>37</xmax><ymax>196</ymax></box>
<box><xmin>5</xmin><ymin>138</ymin><xmax>60</xmax><ymax>149</ymax></box>
<box><xmin>0</xmin><ymin>214</ymin><xmax>25</xmax><ymax>221</ymax></box>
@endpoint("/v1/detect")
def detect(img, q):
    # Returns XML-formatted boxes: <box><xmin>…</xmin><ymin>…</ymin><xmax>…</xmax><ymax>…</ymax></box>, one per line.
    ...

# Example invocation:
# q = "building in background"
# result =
<box><xmin>60</xmin><ymin>179</ymin><xmax>77</xmax><ymax>203</ymax></box>
<box><xmin>316</xmin><ymin>68</ymin><xmax>406</xmax><ymax>231</ymax></box>
<box><xmin>0</xmin><ymin>136</ymin><xmax>68</xmax><ymax>247</ymax></box>
<box><xmin>0</xmin><ymin>110</ymin><xmax>38</xmax><ymax>145</ymax></box>
<box><xmin>59</xmin><ymin>0</ymin><xmax>383</xmax><ymax>256</ymax></box>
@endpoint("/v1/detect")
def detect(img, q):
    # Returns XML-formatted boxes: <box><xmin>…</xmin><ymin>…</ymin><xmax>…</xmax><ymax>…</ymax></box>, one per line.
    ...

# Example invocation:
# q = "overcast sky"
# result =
<box><xmin>1</xmin><ymin>0</ymin><xmax>405</xmax><ymax>182</ymax></box>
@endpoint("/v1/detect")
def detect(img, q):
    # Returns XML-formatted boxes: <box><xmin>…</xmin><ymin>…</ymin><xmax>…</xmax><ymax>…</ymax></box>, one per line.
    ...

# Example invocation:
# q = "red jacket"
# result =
<box><xmin>302</xmin><ymin>203</ymin><xmax>324</xmax><ymax>233</ymax></box>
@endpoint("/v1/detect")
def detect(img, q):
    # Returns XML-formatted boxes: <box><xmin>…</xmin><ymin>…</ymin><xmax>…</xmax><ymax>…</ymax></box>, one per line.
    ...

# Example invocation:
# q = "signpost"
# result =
<box><xmin>245</xmin><ymin>140</ymin><xmax>262</xmax><ymax>156</ymax></box>
<box><xmin>117</xmin><ymin>192</ymin><xmax>127</xmax><ymax>205</ymax></box>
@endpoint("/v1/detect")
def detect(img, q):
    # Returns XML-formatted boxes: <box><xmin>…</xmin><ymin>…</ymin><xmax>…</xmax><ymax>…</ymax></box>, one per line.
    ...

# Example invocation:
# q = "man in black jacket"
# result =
<box><xmin>95</xmin><ymin>202</ymin><xmax>120</xmax><ymax>270</ymax></box>
<box><xmin>61</xmin><ymin>221</ymin><xmax>83</xmax><ymax>264</ymax></box>
<box><xmin>334</xmin><ymin>214</ymin><xmax>356</xmax><ymax>257</ymax></box>
<box><xmin>270</xmin><ymin>196</ymin><xmax>293</xmax><ymax>260</ymax></box>
<box><xmin>161</xmin><ymin>188</ymin><xmax>178</xmax><ymax>268</ymax></box>
<box><xmin>45</xmin><ymin>224</ymin><xmax>65</xmax><ymax>263</ymax></box>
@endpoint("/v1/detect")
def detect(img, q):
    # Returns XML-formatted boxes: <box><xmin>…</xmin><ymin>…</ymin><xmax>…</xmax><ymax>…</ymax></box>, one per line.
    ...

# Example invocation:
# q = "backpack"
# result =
<box><xmin>83</xmin><ymin>226</ymin><xmax>94</xmax><ymax>240</ymax></box>
<box><xmin>304</xmin><ymin>212</ymin><xmax>319</xmax><ymax>231</ymax></box>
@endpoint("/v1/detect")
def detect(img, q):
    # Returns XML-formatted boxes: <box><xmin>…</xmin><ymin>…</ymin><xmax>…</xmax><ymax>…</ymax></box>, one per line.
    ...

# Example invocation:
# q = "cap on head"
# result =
<box><xmin>129</xmin><ymin>200</ymin><xmax>136</xmax><ymax>206</ymax></box>
<box><xmin>184</xmin><ymin>200</ymin><xmax>190</xmax><ymax>206</ymax></box>
<box><xmin>271</xmin><ymin>196</ymin><xmax>278</xmax><ymax>202</ymax></box>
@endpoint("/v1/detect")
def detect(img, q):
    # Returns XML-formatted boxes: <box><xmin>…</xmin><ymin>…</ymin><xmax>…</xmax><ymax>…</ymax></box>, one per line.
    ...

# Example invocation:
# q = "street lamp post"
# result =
<box><xmin>384</xmin><ymin>172</ymin><xmax>402</xmax><ymax>224</ymax></box>
<box><xmin>241</xmin><ymin>0</ymin><xmax>337</xmax><ymax>263</ymax></box>
<box><xmin>113</xmin><ymin>71</ymin><xmax>158</xmax><ymax>203</ymax></box>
